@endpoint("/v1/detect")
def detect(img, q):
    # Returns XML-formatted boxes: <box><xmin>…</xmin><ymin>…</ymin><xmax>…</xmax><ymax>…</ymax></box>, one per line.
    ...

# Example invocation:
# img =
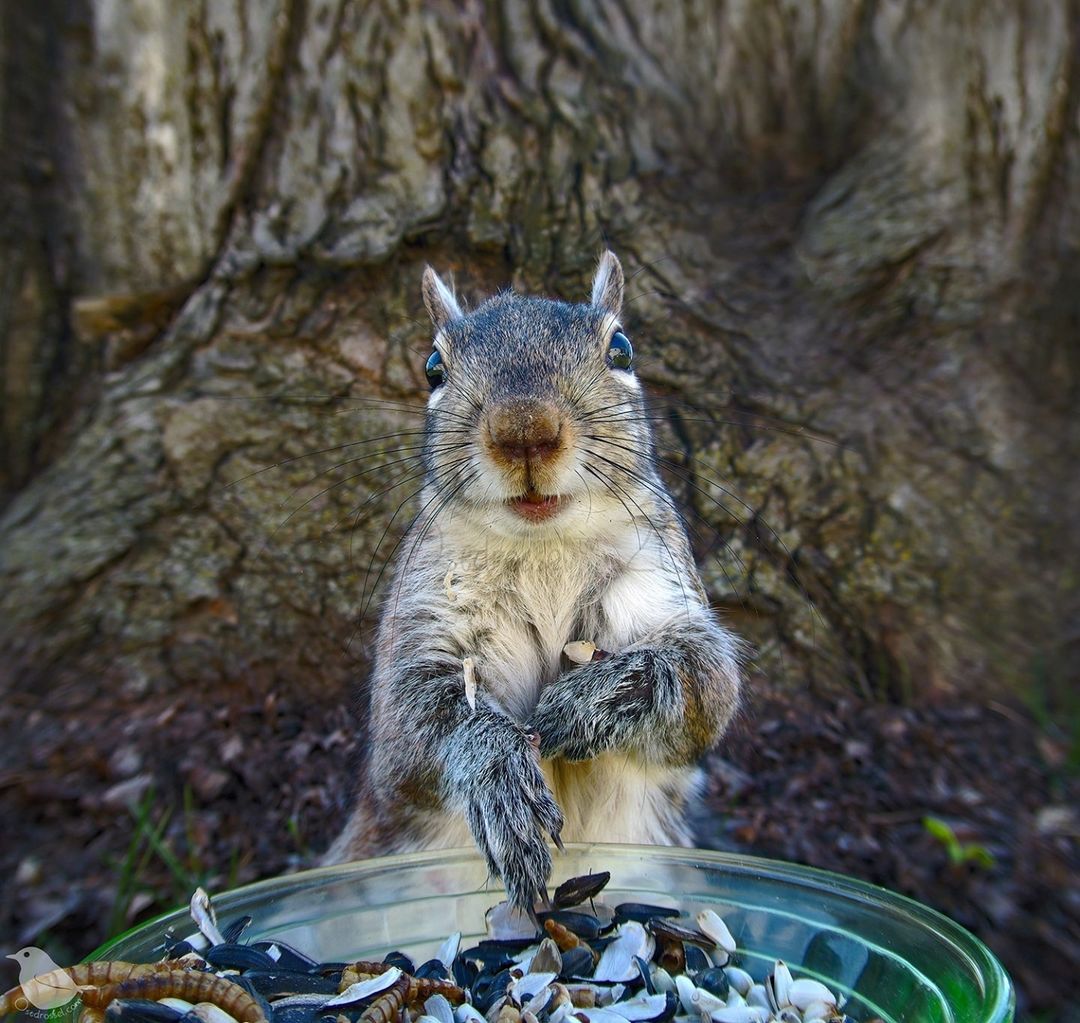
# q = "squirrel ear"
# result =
<box><xmin>422</xmin><ymin>266</ymin><xmax>463</xmax><ymax>330</ymax></box>
<box><xmin>590</xmin><ymin>250</ymin><xmax>624</xmax><ymax>317</ymax></box>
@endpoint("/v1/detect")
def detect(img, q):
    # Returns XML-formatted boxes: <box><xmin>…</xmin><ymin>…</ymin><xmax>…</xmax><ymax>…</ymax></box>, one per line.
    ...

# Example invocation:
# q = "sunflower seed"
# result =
<box><xmin>553</xmin><ymin>872</ymin><xmax>611</xmax><ymax>908</ymax></box>
<box><xmin>710</xmin><ymin>1008</ymin><xmax>769</xmax><ymax>1023</ymax></box>
<box><xmin>695</xmin><ymin>912</ymin><xmax>736</xmax><ymax>955</ymax></box>
<box><xmin>787</xmin><ymin>979</ymin><xmax>836</xmax><ymax>1011</ymax></box>
<box><xmin>722</xmin><ymin>968</ymin><xmax>754</xmax><ymax>998</ymax></box>
<box><xmin>439</xmin><ymin>932</ymin><xmax>463</xmax><ymax>969</ymax></box>
<box><xmin>426</xmin><ymin>994</ymin><xmax>457</xmax><ymax>1023</ymax></box>
<box><xmin>189</xmin><ymin>888</ymin><xmax>226</xmax><ymax>947</ymax></box>
<box><xmin>205</xmin><ymin>943</ymin><xmax>278</xmax><ymax>972</ymax></box>
<box><xmin>529</xmin><ymin>939</ymin><xmax>563</xmax><ymax>976</ymax></box>
<box><xmin>104</xmin><ymin>1001</ymin><xmax>184</xmax><ymax>1023</ymax></box>
<box><xmin>328</xmin><ymin>967</ymin><xmax>405</xmax><ymax>1008</ymax></box>
<box><xmin>613</xmin><ymin>904</ymin><xmax>680</xmax><ymax>925</ymax></box>
<box><xmin>594</xmin><ymin>923</ymin><xmax>653</xmax><ymax>983</ymax></box>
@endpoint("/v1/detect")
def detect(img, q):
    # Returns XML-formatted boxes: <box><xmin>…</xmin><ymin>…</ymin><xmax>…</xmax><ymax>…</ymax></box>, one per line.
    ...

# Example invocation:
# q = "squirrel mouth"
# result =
<box><xmin>507</xmin><ymin>490</ymin><xmax>563</xmax><ymax>523</ymax></box>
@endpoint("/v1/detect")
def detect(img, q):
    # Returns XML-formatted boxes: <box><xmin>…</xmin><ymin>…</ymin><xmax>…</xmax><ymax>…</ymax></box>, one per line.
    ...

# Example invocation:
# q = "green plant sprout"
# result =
<box><xmin>105</xmin><ymin>785</ymin><xmax>217</xmax><ymax>939</ymax></box>
<box><xmin>922</xmin><ymin>816</ymin><xmax>995</xmax><ymax>869</ymax></box>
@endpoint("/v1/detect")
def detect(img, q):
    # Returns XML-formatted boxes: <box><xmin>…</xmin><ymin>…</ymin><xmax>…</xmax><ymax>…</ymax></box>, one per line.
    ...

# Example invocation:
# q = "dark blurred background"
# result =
<box><xmin>0</xmin><ymin>1</ymin><xmax>1077</xmax><ymax>1019</ymax></box>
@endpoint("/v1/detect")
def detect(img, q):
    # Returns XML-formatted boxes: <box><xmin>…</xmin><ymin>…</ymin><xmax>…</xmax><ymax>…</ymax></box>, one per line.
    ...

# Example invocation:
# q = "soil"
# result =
<box><xmin>697</xmin><ymin>684</ymin><xmax>1080</xmax><ymax>1022</ymax></box>
<box><xmin>0</xmin><ymin>676</ymin><xmax>1076</xmax><ymax>1021</ymax></box>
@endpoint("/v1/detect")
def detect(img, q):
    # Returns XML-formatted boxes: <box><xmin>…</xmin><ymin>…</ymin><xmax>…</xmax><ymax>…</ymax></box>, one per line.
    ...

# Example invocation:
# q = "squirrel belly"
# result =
<box><xmin>541</xmin><ymin>756</ymin><xmax>702</xmax><ymax>846</ymax></box>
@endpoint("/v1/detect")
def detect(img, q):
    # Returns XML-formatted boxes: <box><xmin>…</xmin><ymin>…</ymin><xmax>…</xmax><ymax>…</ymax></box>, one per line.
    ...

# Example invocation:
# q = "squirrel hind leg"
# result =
<box><xmin>323</xmin><ymin>801</ymin><xmax>383</xmax><ymax>864</ymax></box>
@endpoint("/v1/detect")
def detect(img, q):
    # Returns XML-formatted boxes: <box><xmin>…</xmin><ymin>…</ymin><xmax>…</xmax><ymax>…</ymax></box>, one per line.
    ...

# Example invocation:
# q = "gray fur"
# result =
<box><xmin>326</xmin><ymin>253</ymin><xmax>743</xmax><ymax>910</ymax></box>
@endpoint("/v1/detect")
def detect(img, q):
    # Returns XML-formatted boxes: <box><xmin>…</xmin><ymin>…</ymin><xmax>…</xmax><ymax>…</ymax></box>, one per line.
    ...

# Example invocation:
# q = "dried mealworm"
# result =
<box><xmin>569</xmin><ymin>986</ymin><xmax>596</xmax><ymax>1008</ymax></box>
<box><xmin>657</xmin><ymin>936</ymin><xmax>685</xmax><ymax>975</ymax></box>
<box><xmin>84</xmin><ymin>969</ymin><xmax>267</xmax><ymax>1022</ymax></box>
<box><xmin>496</xmin><ymin>1003</ymin><xmax>521</xmax><ymax>1023</ymax></box>
<box><xmin>542</xmin><ymin>920</ymin><xmax>599</xmax><ymax>966</ymax></box>
<box><xmin>339</xmin><ymin>960</ymin><xmax>397</xmax><ymax>992</ymax></box>
<box><xmin>542</xmin><ymin>919</ymin><xmax>583</xmax><ymax>952</ymax></box>
<box><xmin>407</xmin><ymin>975</ymin><xmax>465</xmax><ymax>1005</ymax></box>
<box><xmin>0</xmin><ymin>962</ymin><xmax>165</xmax><ymax>1017</ymax></box>
<box><xmin>359</xmin><ymin>972</ymin><xmax>410</xmax><ymax>1023</ymax></box>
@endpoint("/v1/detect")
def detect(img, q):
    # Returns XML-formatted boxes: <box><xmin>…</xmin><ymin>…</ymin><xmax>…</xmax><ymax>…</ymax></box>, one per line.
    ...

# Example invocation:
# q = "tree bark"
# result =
<box><xmin>0</xmin><ymin>0</ymin><xmax>1077</xmax><ymax>934</ymax></box>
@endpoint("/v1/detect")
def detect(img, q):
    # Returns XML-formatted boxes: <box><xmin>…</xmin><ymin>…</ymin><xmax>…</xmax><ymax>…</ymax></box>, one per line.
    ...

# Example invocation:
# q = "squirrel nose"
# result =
<box><xmin>487</xmin><ymin>399</ymin><xmax>563</xmax><ymax>466</ymax></box>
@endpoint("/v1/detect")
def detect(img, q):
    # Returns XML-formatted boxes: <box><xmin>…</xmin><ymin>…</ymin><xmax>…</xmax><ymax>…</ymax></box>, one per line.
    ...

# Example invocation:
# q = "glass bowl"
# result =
<box><xmin>89</xmin><ymin>844</ymin><xmax>1013</xmax><ymax>1023</ymax></box>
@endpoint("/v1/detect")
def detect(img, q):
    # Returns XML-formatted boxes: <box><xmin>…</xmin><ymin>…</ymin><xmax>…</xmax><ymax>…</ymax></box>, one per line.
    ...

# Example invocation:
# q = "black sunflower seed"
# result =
<box><xmin>162</xmin><ymin>929</ymin><xmax>199</xmax><ymax>958</ymax></box>
<box><xmin>221</xmin><ymin>914</ymin><xmax>254</xmax><ymax>943</ymax></box>
<box><xmin>452</xmin><ymin>954</ymin><xmax>478</xmax><ymax>991</ymax></box>
<box><xmin>647</xmin><ymin>917</ymin><xmax>715</xmax><ymax>949</ymax></box>
<box><xmin>206</xmin><ymin>942</ymin><xmax>279</xmax><ymax>971</ymax></box>
<box><xmin>105</xmin><ymin>1000</ymin><xmax>183</xmax><ymax>1023</ymax></box>
<box><xmin>472</xmin><ymin>967</ymin><xmax>513</xmax><ymax>1012</ymax></box>
<box><xmin>558</xmin><ymin>945</ymin><xmax>596</xmax><ymax>979</ymax></box>
<box><xmin>415</xmin><ymin>958</ymin><xmax>451</xmax><ymax>980</ymax></box>
<box><xmin>634</xmin><ymin>955</ymin><xmax>655</xmax><ymax>993</ymax></box>
<box><xmin>553</xmin><ymin>871</ymin><xmax>611</xmax><ymax>908</ymax></box>
<box><xmin>696</xmin><ymin>967</ymin><xmax>730</xmax><ymax>999</ymax></box>
<box><xmin>467</xmin><ymin>937</ymin><xmax>536</xmax><ymax>957</ymax></box>
<box><xmin>684</xmin><ymin>945</ymin><xmax>712</xmax><ymax>974</ymax></box>
<box><xmin>613</xmin><ymin>903</ymin><xmax>681</xmax><ymax>925</ymax></box>
<box><xmin>655</xmin><ymin>991</ymin><xmax>679</xmax><ymax>1022</ymax></box>
<box><xmin>382</xmin><ymin>950</ymin><xmax>415</xmax><ymax>973</ymax></box>
<box><xmin>244</xmin><ymin>970</ymin><xmax>340</xmax><ymax>997</ymax></box>
<box><xmin>251</xmin><ymin>941</ymin><xmax>321</xmax><ymax>972</ymax></box>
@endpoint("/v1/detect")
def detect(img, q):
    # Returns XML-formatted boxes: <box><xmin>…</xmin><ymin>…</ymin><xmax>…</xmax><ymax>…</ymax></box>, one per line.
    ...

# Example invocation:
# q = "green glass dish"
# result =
<box><xmin>89</xmin><ymin>845</ymin><xmax>1013</xmax><ymax>1023</ymax></box>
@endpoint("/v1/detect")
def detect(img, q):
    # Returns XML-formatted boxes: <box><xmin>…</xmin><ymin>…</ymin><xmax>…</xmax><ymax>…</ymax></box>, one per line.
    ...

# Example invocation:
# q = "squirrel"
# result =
<box><xmin>324</xmin><ymin>252</ymin><xmax>743</xmax><ymax>911</ymax></box>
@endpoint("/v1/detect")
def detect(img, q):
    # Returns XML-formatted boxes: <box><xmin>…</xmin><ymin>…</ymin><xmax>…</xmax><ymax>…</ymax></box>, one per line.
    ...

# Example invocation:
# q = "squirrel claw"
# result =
<box><xmin>526</xmin><ymin>903</ymin><xmax>542</xmax><ymax>931</ymax></box>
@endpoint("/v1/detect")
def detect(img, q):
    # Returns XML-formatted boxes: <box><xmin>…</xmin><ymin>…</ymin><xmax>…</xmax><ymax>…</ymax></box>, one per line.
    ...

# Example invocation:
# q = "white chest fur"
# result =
<box><xmin>433</xmin><ymin>507</ymin><xmax>692</xmax><ymax>723</ymax></box>
<box><xmin>444</xmin><ymin>540</ymin><xmax>596</xmax><ymax>720</ymax></box>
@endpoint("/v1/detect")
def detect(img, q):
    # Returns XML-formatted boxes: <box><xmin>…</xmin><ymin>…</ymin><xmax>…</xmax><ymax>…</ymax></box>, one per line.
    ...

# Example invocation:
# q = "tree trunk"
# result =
<box><xmin>0</xmin><ymin>0</ymin><xmax>1077</xmax><ymax>958</ymax></box>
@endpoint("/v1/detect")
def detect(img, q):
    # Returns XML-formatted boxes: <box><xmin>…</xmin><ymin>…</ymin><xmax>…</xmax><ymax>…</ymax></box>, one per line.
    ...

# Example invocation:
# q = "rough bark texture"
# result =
<box><xmin>3</xmin><ymin>0</ymin><xmax>1077</xmax><ymax>700</ymax></box>
<box><xmin>0</xmin><ymin>0</ymin><xmax>1077</xmax><ymax>976</ymax></box>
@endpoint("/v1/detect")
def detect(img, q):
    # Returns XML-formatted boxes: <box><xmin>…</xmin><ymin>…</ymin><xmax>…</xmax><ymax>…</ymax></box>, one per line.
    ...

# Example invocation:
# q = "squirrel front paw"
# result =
<box><xmin>446</xmin><ymin>715</ymin><xmax>564</xmax><ymax>913</ymax></box>
<box><xmin>532</xmin><ymin>651</ymin><xmax>659</xmax><ymax>761</ymax></box>
<box><xmin>464</xmin><ymin>778</ymin><xmax>563</xmax><ymax>913</ymax></box>
<box><xmin>463</xmin><ymin>750</ymin><xmax>564</xmax><ymax>912</ymax></box>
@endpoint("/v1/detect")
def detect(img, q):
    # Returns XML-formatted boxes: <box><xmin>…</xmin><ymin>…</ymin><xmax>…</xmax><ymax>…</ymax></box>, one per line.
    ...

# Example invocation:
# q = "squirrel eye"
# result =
<box><xmin>425</xmin><ymin>350</ymin><xmax>446</xmax><ymax>390</ymax></box>
<box><xmin>607</xmin><ymin>331</ymin><xmax>633</xmax><ymax>370</ymax></box>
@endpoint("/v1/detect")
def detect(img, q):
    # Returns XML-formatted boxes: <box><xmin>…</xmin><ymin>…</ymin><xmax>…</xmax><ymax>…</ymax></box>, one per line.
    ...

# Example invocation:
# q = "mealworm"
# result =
<box><xmin>0</xmin><ymin>962</ymin><xmax>164</xmax><ymax>1017</ymax></box>
<box><xmin>359</xmin><ymin>972</ymin><xmax>411</xmax><ymax>1023</ymax></box>
<box><xmin>408</xmin><ymin>975</ymin><xmax>465</xmax><ymax>1005</ymax></box>
<box><xmin>338</xmin><ymin>962</ymin><xmax>463</xmax><ymax>1007</ymax></box>
<box><xmin>83</xmin><ymin>969</ymin><xmax>267</xmax><ymax>1022</ymax></box>
<box><xmin>339</xmin><ymin>959</ymin><xmax>396</xmax><ymax>991</ymax></box>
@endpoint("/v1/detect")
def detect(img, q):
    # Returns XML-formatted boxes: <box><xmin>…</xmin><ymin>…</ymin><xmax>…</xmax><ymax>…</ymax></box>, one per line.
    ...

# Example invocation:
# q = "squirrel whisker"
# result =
<box><xmin>256</xmin><ymin>441</ymin><xmax>469</xmax><ymax>565</ymax></box>
<box><xmin>225</xmin><ymin>427</ymin><xmax>450</xmax><ymax>488</ymax></box>
<box><xmin>357</xmin><ymin>457</ymin><xmax>478</xmax><ymax>606</ymax></box>
<box><xmin>578</xmin><ymin>455</ymin><xmax>693</xmax><ymax>620</ymax></box>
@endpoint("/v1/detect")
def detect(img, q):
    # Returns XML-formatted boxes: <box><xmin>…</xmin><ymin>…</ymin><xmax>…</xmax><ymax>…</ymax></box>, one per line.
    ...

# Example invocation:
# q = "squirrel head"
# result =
<box><xmin>418</xmin><ymin>252</ymin><xmax>660</xmax><ymax>538</ymax></box>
